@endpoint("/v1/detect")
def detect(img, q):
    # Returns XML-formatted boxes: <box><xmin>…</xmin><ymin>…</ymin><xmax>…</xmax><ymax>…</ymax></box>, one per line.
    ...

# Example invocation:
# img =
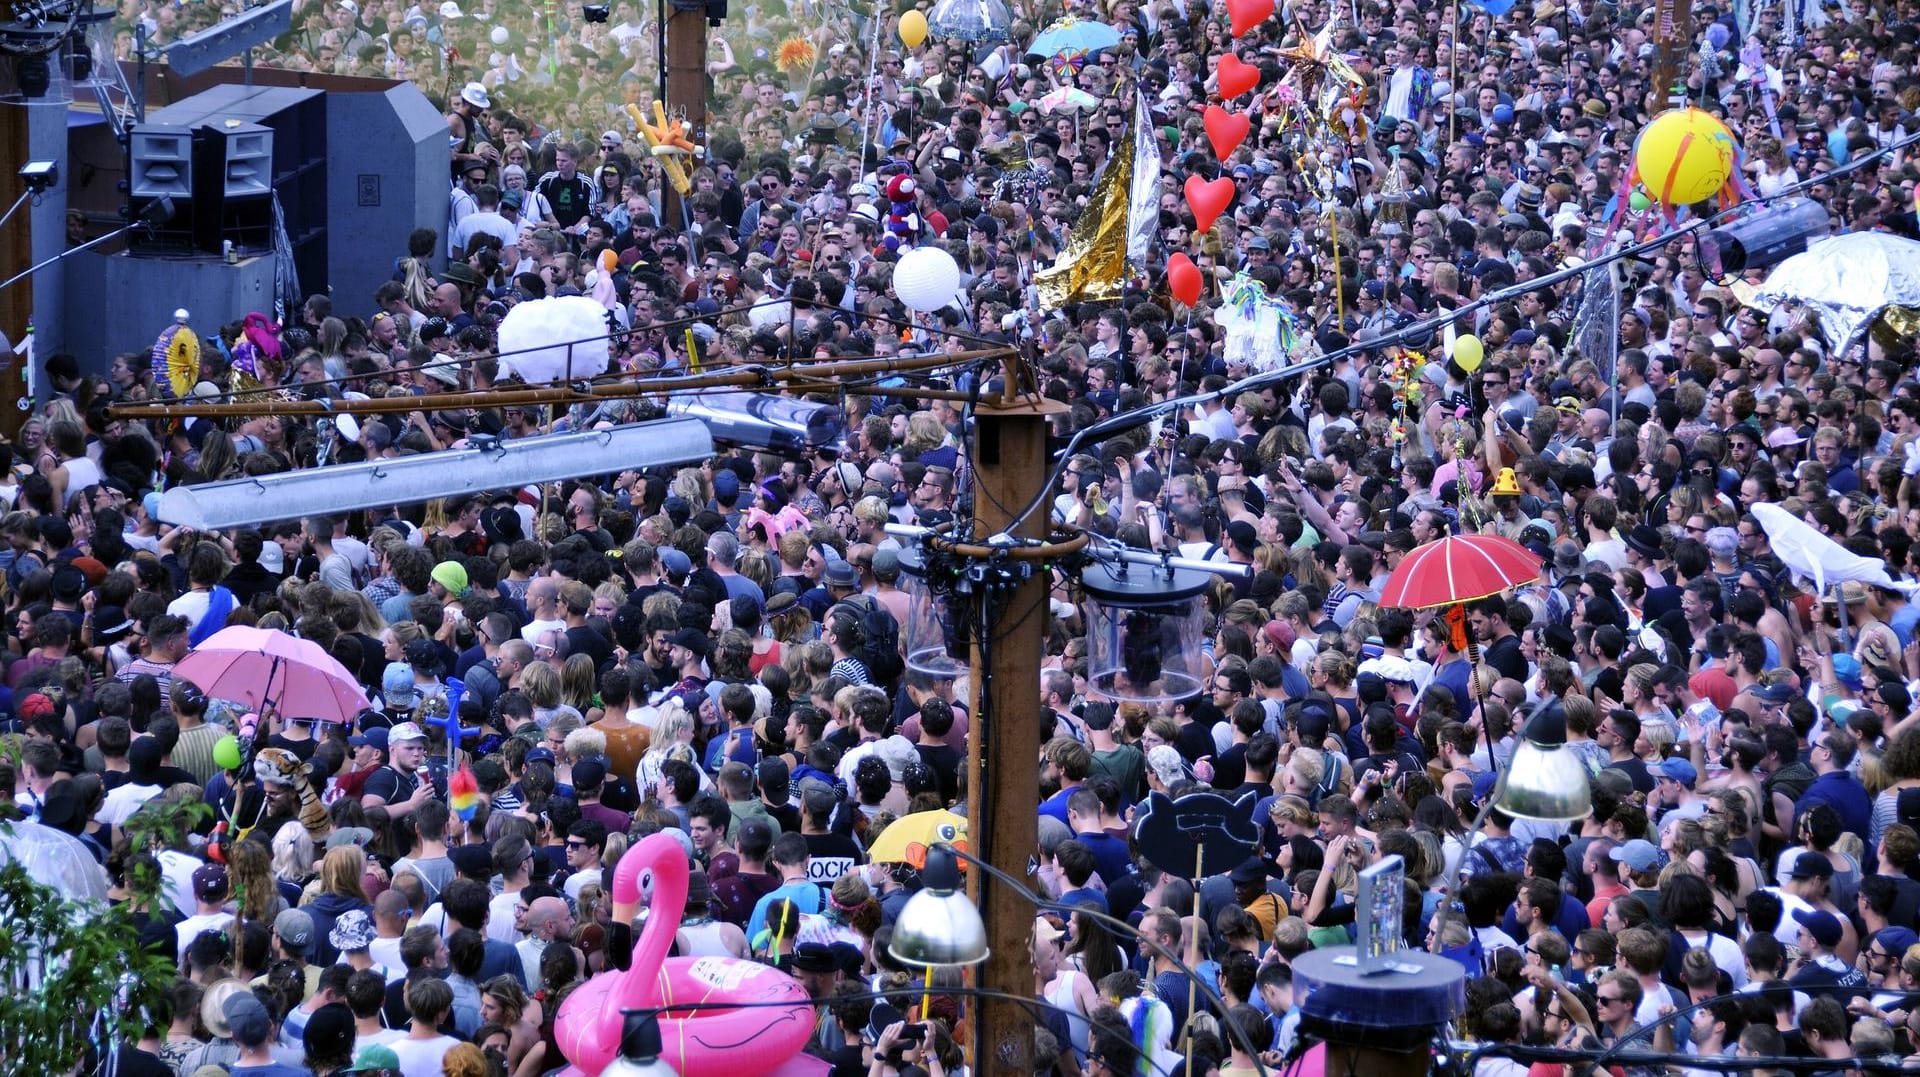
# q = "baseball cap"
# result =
<box><xmin>1754</xmin><ymin>683</ymin><xmax>1794</xmax><ymax>705</ymax></box>
<box><xmin>274</xmin><ymin>908</ymin><xmax>315</xmax><ymax>955</ymax></box>
<box><xmin>383</xmin><ymin>664</ymin><xmax>419</xmax><ymax>706</ymax></box>
<box><xmin>326</xmin><ymin>826</ymin><xmax>375</xmax><ymax>849</ymax></box>
<box><xmin>1788</xmin><ymin>852</ymin><xmax>1835</xmax><ymax>880</ymax></box>
<box><xmin>1875</xmin><ymin>926</ymin><xmax>1919</xmax><ymax>956</ymax></box>
<box><xmin>1648</xmin><ymin>757</ymin><xmax>1696</xmax><ymax>788</ymax></box>
<box><xmin>1831</xmin><ymin>653</ymin><xmax>1863</xmax><ymax>689</ymax></box>
<box><xmin>224</xmin><ymin>990</ymin><xmax>273</xmax><ymax>1047</ymax></box>
<box><xmin>192</xmin><ymin>862</ymin><xmax>230</xmax><ymax>901</ymax></box>
<box><xmin>346</xmin><ymin>1045</ymin><xmax>402</xmax><ymax>1073</ymax></box>
<box><xmin>348</xmin><ymin>727</ymin><xmax>389</xmax><ymax>752</ymax></box>
<box><xmin>1608</xmin><ymin>838</ymin><xmax>1663</xmax><ymax>872</ymax></box>
<box><xmin>1792</xmin><ymin>907</ymin><xmax>1844</xmax><ymax>948</ymax></box>
<box><xmin>573</xmin><ymin>757</ymin><xmax>608</xmax><ymax>790</ymax></box>
<box><xmin>387</xmin><ymin>721</ymin><xmax>427</xmax><ymax>743</ymax></box>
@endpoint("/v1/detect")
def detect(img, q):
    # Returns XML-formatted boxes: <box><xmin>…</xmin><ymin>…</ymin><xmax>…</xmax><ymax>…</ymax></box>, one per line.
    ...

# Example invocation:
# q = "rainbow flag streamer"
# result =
<box><xmin>449</xmin><ymin>765</ymin><xmax>480</xmax><ymax>822</ymax></box>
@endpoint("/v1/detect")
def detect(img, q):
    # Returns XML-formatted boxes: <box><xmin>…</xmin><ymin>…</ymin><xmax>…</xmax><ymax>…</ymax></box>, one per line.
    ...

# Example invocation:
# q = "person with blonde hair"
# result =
<box><xmin>303</xmin><ymin>845</ymin><xmax>375</xmax><ymax>965</ymax></box>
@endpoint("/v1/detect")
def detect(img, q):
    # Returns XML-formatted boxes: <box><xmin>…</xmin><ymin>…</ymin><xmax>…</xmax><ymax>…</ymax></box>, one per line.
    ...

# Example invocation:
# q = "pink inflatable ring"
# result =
<box><xmin>555</xmin><ymin>833</ymin><xmax>815</xmax><ymax>1075</ymax></box>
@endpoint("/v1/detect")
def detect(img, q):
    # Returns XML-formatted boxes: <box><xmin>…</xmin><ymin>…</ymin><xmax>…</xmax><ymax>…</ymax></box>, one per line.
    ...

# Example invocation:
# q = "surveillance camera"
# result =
<box><xmin>19</xmin><ymin>160</ymin><xmax>56</xmax><ymax>193</ymax></box>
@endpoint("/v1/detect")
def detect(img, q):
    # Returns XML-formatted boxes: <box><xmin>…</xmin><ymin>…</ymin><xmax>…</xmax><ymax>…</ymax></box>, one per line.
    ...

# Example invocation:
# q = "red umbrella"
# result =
<box><xmin>172</xmin><ymin>625</ymin><xmax>371</xmax><ymax>723</ymax></box>
<box><xmin>1376</xmin><ymin>533</ymin><xmax>1544</xmax><ymax>610</ymax></box>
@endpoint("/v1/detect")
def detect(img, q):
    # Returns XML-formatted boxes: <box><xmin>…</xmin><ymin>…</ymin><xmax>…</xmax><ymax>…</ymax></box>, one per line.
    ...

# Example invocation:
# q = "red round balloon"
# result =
<box><xmin>1204</xmin><ymin>105</ymin><xmax>1250</xmax><ymax>162</ymax></box>
<box><xmin>1216</xmin><ymin>53</ymin><xmax>1261</xmax><ymax>99</ymax></box>
<box><xmin>1226</xmin><ymin>0</ymin><xmax>1274</xmax><ymax>38</ymax></box>
<box><xmin>1184</xmin><ymin>175</ymin><xmax>1236</xmax><ymax>233</ymax></box>
<box><xmin>1167</xmin><ymin>253</ymin><xmax>1203</xmax><ymax>307</ymax></box>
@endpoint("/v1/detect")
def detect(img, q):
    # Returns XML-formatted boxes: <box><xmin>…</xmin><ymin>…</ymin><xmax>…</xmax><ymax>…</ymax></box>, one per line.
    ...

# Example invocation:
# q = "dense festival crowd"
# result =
<box><xmin>10</xmin><ymin>0</ymin><xmax>1920</xmax><ymax>1074</ymax></box>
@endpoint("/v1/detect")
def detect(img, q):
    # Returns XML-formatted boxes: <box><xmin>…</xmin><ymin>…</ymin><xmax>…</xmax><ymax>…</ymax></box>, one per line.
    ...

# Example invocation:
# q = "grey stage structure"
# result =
<box><xmin>61</xmin><ymin>77</ymin><xmax>446</xmax><ymax>365</ymax></box>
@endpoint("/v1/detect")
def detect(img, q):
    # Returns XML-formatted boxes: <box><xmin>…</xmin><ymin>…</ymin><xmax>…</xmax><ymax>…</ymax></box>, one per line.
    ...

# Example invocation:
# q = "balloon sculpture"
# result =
<box><xmin>555</xmin><ymin>833</ymin><xmax>813</xmax><ymax>1076</ymax></box>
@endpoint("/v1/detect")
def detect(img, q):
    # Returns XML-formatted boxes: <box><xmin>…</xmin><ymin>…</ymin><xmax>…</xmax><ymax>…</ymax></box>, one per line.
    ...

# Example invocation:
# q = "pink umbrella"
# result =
<box><xmin>172</xmin><ymin>625</ymin><xmax>370</xmax><ymax>724</ymax></box>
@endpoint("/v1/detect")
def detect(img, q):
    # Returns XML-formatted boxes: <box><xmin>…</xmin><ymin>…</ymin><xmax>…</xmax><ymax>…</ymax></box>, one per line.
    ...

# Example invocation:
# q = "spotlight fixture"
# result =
<box><xmin>15</xmin><ymin>53</ymin><xmax>52</xmax><ymax>98</ymax></box>
<box><xmin>19</xmin><ymin>160</ymin><xmax>57</xmax><ymax>194</ymax></box>
<box><xmin>581</xmin><ymin>3</ymin><xmax>609</xmax><ymax>21</ymax></box>
<box><xmin>1699</xmin><ymin>197</ymin><xmax>1831</xmax><ymax>277</ymax></box>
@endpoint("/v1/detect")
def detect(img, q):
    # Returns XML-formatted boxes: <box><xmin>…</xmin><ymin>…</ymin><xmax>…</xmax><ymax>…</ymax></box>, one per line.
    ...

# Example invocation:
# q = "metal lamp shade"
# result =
<box><xmin>1494</xmin><ymin>709</ymin><xmax>1592</xmax><ymax>822</ymax></box>
<box><xmin>888</xmin><ymin>887</ymin><xmax>990</xmax><ymax>968</ymax></box>
<box><xmin>928</xmin><ymin>0</ymin><xmax>1012</xmax><ymax>42</ymax></box>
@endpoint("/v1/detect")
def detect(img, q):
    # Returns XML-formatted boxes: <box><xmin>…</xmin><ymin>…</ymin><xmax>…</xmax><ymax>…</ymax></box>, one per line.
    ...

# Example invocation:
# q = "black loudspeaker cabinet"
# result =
<box><xmin>129</xmin><ymin>85</ymin><xmax>328</xmax><ymax>294</ymax></box>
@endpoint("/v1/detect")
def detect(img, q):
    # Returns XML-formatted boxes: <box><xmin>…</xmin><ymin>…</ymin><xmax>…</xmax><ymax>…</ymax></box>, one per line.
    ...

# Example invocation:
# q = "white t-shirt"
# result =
<box><xmin>488</xmin><ymin>890</ymin><xmax>523</xmax><ymax>944</ymax></box>
<box><xmin>520</xmin><ymin>617</ymin><xmax>565</xmax><ymax>644</ymax></box>
<box><xmin>96</xmin><ymin>780</ymin><xmax>163</xmax><ymax>826</ymax></box>
<box><xmin>176</xmin><ymin>910</ymin><xmax>233</xmax><ymax>960</ymax></box>
<box><xmin>389</xmin><ymin>1034</ymin><xmax>461</xmax><ymax>1077</ymax></box>
<box><xmin>453</xmin><ymin>210</ymin><xmax>518</xmax><ymax>254</ymax></box>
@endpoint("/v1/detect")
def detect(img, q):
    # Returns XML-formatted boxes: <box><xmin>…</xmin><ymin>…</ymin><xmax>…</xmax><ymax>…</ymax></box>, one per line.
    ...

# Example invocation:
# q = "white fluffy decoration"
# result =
<box><xmin>494</xmin><ymin>296</ymin><xmax>613</xmax><ymax>384</ymax></box>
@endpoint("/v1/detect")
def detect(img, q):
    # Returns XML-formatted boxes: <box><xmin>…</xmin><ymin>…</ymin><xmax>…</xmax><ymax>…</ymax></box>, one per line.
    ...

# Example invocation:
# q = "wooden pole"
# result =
<box><xmin>0</xmin><ymin>102</ymin><xmax>32</xmax><ymax>439</ymax></box>
<box><xmin>661</xmin><ymin>1</ymin><xmax>708</xmax><ymax>225</ymax></box>
<box><xmin>966</xmin><ymin>390</ymin><xmax>1066</xmax><ymax>1075</ymax></box>
<box><xmin>1447</xmin><ymin>0</ymin><xmax>1458</xmax><ymax>148</ymax></box>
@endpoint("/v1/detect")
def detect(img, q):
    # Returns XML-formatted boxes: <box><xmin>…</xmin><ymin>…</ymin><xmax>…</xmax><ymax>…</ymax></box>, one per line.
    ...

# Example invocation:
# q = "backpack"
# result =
<box><xmin>856</xmin><ymin>602</ymin><xmax>903</xmax><ymax>687</ymax></box>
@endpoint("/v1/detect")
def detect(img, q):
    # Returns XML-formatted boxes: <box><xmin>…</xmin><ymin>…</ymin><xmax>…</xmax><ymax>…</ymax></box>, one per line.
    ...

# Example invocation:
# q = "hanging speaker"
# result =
<box><xmin>129</xmin><ymin>124</ymin><xmax>194</xmax><ymax>199</ymax></box>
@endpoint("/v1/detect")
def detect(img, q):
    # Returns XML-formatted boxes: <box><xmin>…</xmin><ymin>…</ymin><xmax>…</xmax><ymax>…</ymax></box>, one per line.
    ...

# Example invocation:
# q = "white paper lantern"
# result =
<box><xmin>893</xmin><ymin>246</ymin><xmax>961</xmax><ymax>313</ymax></box>
<box><xmin>495</xmin><ymin>295</ymin><xmax>613</xmax><ymax>384</ymax></box>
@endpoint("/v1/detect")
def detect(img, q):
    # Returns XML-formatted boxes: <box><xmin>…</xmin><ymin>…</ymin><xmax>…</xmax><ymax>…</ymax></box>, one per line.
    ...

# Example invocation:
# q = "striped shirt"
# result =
<box><xmin>117</xmin><ymin>656</ymin><xmax>176</xmax><ymax>708</ymax></box>
<box><xmin>174</xmin><ymin>721</ymin><xmax>226</xmax><ymax>784</ymax></box>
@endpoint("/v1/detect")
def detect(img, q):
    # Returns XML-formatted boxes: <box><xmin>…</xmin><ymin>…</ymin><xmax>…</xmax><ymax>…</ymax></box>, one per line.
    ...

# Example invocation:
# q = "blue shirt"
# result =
<box><xmin>747</xmin><ymin>880</ymin><xmax>824</xmax><ymax>943</ymax></box>
<box><xmin>1796</xmin><ymin>770</ymin><xmax>1873</xmax><ymax>842</ymax></box>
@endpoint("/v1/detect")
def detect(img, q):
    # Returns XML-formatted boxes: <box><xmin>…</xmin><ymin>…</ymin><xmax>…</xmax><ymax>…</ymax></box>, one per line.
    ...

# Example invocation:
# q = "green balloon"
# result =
<box><xmin>1629</xmin><ymin>190</ymin><xmax>1651</xmax><ymax>212</ymax></box>
<box><xmin>213</xmin><ymin>735</ymin><xmax>242</xmax><ymax>772</ymax></box>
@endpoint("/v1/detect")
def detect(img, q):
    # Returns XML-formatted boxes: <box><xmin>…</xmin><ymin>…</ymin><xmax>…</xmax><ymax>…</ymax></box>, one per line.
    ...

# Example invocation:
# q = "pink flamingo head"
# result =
<box><xmin>607</xmin><ymin>832</ymin><xmax>689</xmax><ymax>1009</ymax></box>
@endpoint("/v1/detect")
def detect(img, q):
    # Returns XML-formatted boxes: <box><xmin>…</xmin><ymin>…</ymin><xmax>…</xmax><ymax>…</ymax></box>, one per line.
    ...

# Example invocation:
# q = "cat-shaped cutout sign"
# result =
<box><xmin>1131</xmin><ymin>788</ymin><xmax>1261</xmax><ymax>879</ymax></box>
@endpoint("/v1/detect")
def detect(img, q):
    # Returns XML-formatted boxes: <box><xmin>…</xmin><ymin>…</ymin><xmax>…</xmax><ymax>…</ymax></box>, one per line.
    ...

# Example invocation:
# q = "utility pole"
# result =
<box><xmin>661</xmin><ymin>0</ymin><xmax>707</xmax><ymax>225</ymax></box>
<box><xmin>965</xmin><ymin>368</ymin><xmax>1066</xmax><ymax>1074</ymax></box>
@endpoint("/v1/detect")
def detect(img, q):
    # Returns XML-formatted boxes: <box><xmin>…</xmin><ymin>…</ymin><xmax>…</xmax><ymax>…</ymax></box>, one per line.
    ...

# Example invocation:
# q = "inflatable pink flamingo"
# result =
<box><xmin>555</xmin><ymin>833</ymin><xmax>815</xmax><ymax>1076</ymax></box>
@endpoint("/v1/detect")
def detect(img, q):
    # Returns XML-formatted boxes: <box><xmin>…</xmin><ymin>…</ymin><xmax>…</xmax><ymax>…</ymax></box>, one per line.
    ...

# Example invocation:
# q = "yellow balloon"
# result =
<box><xmin>1633</xmin><ymin>107</ymin><xmax>1738</xmax><ymax>206</ymax></box>
<box><xmin>899</xmin><ymin>10</ymin><xmax>928</xmax><ymax>48</ymax></box>
<box><xmin>1453</xmin><ymin>334</ymin><xmax>1484</xmax><ymax>373</ymax></box>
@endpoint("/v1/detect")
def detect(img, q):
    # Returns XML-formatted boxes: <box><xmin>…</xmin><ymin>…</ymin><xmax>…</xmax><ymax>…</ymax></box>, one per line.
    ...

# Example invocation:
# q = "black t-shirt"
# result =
<box><xmin>566</xmin><ymin>624</ymin><xmax>615</xmax><ymax>671</ymax></box>
<box><xmin>1606</xmin><ymin>757</ymin><xmax>1655</xmax><ymax>795</ymax></box>
<box><xmin>915</xmin><ymin>742</ymin><xmax>964</xmax><ymax>803</ymax></box>
<box><xmin>261</xmin><ymin>732</ymin><xmax>317</xmax><ymax>762</ymax></box>
<box><xmin>802</xmin><ymin>831</ymin><xmax>864</xmax><ymax>884</ymax></box>
<box><xmin>1482</xmin><ymin>635</ymin><xmax>1528</xmax><ymax>682</ymax></box>
<box><xmin>536</xmin><ymin>172</ymin><xmax>595</xmax><ymax>227</ymax></box>
<box><xmin>363</xmin><ymin>764</ymin><xmax>421</xmax><ymax>804</ymax></box>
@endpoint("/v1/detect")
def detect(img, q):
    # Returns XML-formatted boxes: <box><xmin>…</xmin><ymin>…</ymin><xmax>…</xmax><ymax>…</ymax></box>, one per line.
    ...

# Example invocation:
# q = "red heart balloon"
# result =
<box><xmin>1184</xmin><ymin>175</ymin><xmax>1235</xmax><ymax>233</ymax></box>
<box><xmin>1216</xmin><ymin>53</ymin><xmax>1261</xmax><ymax>99</ymax></box>
<box><xmin>1204</xmin><ymin>105</ymin><xmax>1250</xmax><ymax>162</ymax></box>
<box><xmin>1226</xmin><ymin>0</ymin><xmax>1274</xmax><ymax>38</ymax></box>
<box><xmin>1167</xmin><ymin>253</ymin><xmax>1203</xmax><ymax>307</ymax></box>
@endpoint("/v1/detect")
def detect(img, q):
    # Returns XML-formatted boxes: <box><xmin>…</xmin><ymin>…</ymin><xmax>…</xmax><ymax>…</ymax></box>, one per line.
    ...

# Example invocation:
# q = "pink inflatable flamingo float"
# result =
<box><xmin>555</xmin><ymin>833</ymin><xmax>815</xmax><ymax>1076</ymax></box>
